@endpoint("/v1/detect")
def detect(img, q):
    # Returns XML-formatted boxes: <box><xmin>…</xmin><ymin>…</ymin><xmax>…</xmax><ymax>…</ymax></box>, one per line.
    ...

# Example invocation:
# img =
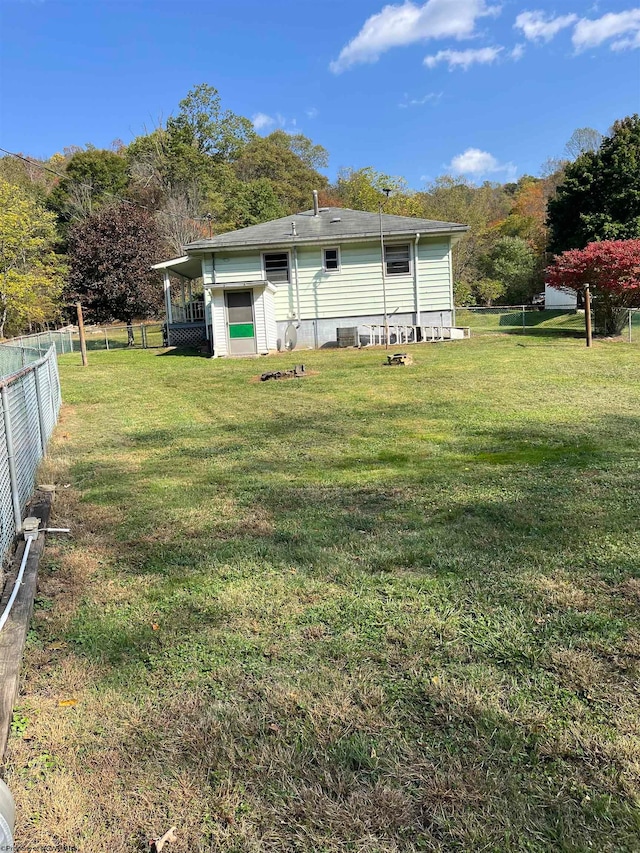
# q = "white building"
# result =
<box><xmin>153</xmin><ymin>196</ymin><xmax>468</xmax><ymax>356</ymax></box>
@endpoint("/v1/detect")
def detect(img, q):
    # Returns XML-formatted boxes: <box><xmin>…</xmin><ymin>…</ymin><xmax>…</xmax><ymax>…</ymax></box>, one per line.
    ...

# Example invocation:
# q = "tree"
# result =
<box><xmin>335</xmin><ymin>167</ymin><xmax>411</xmax><ymax>213</ymax></box>
<box><xmin>66</xmin><ymin>203</ymin><xmax>165</xmax><ymax>336</ymax></box>
<box><xmin>418</xmin><ymin>176</ymin><xmax>510</xmax><ymax>302</ymax></box>
<box><xmin>546</xmin><ymin>239</ymin><xmax>640</xmax><ymax>335</ymax></box>
<box><xmin>234</xmin><ymin>131</ymin><xmax>328</xmax><ymax>213</ymax></box>
<box><xmin>564</xmin><ymin>127</ymin><xmax>603</xmax><ymax>161</ymax></box>
<box><xmin>548</xmin><ymin>115</ymin><xmax>640</xmax><ymax>253</ymax></box>
<box><xmin>165</xmin><ymin>83</ymin><xmax>255</xmax><ymax>165</ymax></box>
<box><xmin>48</xmin><ymin>148</ymin><xmax>129</xmax><ymax>226</ymax></box>
<box><xmin>0</xmin><ymin>178</ymin><xmax>65</xmax><ymax>338</ymax></box>
<box><xmin>481</xmin><ymin>236</ymin><xmax>538</xmax><ymax>304</ymax></box>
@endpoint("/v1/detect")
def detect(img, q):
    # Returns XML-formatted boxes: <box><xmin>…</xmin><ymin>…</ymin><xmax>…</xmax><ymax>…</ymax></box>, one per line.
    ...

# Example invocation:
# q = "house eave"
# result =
<box><xmin>184</xmin><ymin>226</ymin><xmax>469</xmax><ymax>254</ymax></box>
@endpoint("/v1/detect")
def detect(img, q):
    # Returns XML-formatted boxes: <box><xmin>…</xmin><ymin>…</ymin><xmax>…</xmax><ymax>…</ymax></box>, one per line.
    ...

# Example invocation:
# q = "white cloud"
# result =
<box><xmin>252</xmin><ymin>112</ymin><xmax>275</xmax><ymax>131</ymax></box>
<box><xmin>514</xmin><ymin>11</ymin><xmax>577</xmax><ymax>42</ymax></box>
<box><xmin>424</xmin><ymin>45</ymin><xmax>502</xmax><ymax>69</ymax></box>
<box><xmin>510</xmin><ymin>42</ymin><xmax>526</xmax><ymax>59</ymax></box>
<box><xmin>330</xmin><ymin>0</ymin><xmax>501</xmax><ymax>73</ymax></box>
<box><xmin>398</xmin><ymin>91</ymin><xmax>443</xmax><ymax>107</ymax></box>
<box><xmin>306</xmin><ymin>107</ymin><xmax>319</xmax><ymax>119</ymax></box>
<box><xmin>573</xmin><ymin>9</ymin><xmax>640</xmax><ymax>51</ymax></box>
<box><xmin>447</xmin><ymin>147</ymin><xmax>516</xmax><ymax>179</ymax></box>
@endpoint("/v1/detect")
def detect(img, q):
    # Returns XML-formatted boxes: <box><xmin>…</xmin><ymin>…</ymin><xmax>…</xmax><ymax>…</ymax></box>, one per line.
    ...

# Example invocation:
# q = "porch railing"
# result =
<box><xmin>363</xmin><ymin>324</ymin><xmax>471</xmax><ymax>346</ymax></box>
<box><xmin>171</xmin><ymin>301</ymin><xmax>205</xmax><ymax>323</ymax></box>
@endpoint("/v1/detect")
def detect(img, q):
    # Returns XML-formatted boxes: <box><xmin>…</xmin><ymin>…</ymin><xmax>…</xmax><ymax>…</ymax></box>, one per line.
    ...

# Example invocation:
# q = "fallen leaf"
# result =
<box><xmin>151</xmin><ymin>623</ymin><xmax>160</xmax><ymax>631</ymax></box>
<box><xmin>58</xmin><ymin>699</ymin><xmax>77</xmax><ymax>707</ymax></box>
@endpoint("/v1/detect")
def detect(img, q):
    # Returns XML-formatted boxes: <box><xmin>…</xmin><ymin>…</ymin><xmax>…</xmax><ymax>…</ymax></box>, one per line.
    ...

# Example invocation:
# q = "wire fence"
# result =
<box><xmin>0</xmin><ymin>342</ymin><xmax>61</xmax><ymax>564</ymax></box>
<box><xmin>76</xmin><ymin>322</ymin><xmax>165</xmax><ymax>351</ymax></box>
<box><xmin>11</xmin><ymin>322</ymin><xmax>166</xmax><ymax>355</ymax></box>
<box><xmin>455</xmin><ymin>307</ymin><xmax>640</xmax><ymax>343</ymax></box>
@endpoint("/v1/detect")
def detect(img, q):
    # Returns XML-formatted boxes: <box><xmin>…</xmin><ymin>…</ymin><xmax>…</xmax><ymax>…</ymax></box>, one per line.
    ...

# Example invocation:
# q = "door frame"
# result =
<box><xmin>225</xmin><ymin>288</ymin><xmax>257</xmax><ymax>355</ymax></box>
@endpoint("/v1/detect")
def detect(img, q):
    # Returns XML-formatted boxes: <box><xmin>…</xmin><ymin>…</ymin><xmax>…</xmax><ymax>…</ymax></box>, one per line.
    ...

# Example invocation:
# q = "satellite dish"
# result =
<box><xmin>284</xmin><ymin>324</ymin><xmax>297</xmax><ymax>351</ymax></box>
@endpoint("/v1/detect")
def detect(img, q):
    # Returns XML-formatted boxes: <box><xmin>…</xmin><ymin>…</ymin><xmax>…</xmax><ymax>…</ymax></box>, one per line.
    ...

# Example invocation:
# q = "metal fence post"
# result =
<box><xmin>105</xmin><ymin>328</ymin><xmax>110</xmax><ymax>351</ymax></box>
<box><xmin>141</xmin><ymin>325</ymin><xmax>148</xmax><ymax>349</ymax></box>
<box><xmin>522</xmin><ymin>306</ymin><xmax>525</xmax><ymax>335</ymax></box>
<box><xmin>629</xmin><ymin>309</ymin><xmax>633</xmax><ymax>344</ymax></box>
<box><xmin>69</xmin><ymin>329</ymin><xmax>74</xmax><ymax>352</ymax></box>
<box><xmin>1</xmin><ymin>385</ymin><xmax>22</xmax><ymax>533</ymax></box>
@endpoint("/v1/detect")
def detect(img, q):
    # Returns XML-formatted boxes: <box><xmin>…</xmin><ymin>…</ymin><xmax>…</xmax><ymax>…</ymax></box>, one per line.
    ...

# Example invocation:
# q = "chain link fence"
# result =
<box><xmin>0</xmin><ymin>341</ymin><xmax>61</xmax><ymax>565</ymax></box>
<box><xmin>13</xmin><ymin>323</ymin><xmax>166</xmax><ymax>355</ymax></box>
<box><xmin>74</xmin><ymin>322</ymin><xmax>165</xmax><ymax>351</ymax></box>
<box><xmin>455</xmin><ymin>307</ymin><xmax>640</xmax><ymax>342</ymax></box>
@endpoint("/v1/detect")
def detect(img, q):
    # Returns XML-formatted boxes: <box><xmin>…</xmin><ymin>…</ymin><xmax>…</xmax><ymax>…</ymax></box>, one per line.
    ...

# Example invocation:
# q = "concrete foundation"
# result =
<box><xmin>276</xmin><ymin>311</ymin><xmax>454</xmax><ymax>350</ymax></box>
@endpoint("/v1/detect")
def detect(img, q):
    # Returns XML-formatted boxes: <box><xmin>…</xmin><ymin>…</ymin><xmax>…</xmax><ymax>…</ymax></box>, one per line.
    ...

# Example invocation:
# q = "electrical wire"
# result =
<box><xmin>0</xmin><ymin>146</ymin><xmax>212</xmax><ymax>226</ymax></box>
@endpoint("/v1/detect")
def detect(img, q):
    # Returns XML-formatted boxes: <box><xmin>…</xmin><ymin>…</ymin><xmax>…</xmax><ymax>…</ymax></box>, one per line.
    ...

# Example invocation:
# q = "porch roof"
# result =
<box><xmin>151</xmin><ymin>256</ymin><xmax>202</xmax><ymax>280</ymax></box>
<box><xmin>205</xmin><ymin>279</ymin><xmax>276</xmax><ymax>293</ymax></box>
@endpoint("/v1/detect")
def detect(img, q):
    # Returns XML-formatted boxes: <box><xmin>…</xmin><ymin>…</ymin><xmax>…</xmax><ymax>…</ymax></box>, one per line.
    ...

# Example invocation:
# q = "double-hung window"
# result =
<box><xmin>323</xmin><ymin>247</ymin><xmax>340</xmax><ymax>272</ymax></box>
<box><xmin>385</xmin><ymin>244</ymin><xmax>410</xmax><ymax>275</ymax></box>
<box><xmin>264</xmin><ymin>252</ymin><xmax>290</xmax><ymax>284</ymax></box>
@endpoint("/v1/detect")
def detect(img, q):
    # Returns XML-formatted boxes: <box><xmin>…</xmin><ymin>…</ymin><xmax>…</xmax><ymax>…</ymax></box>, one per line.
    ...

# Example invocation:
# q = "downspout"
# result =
<box><xmin>447</xmin><ymin>238</ymin><xmax>455</xmax><ymax>326</ymax></box>
<box><xmin>293</xmin><ymin>245</ymin><xmax>301</xmax><ymax>327</ymax></box>
<box><xmin>414</xmin><ymin>232</ymin><xmax>421</xmax><ymax>327</ymax></box>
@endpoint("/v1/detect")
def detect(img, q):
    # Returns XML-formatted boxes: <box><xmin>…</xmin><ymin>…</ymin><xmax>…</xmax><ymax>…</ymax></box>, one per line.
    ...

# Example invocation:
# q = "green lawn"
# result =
<box><xmin>6</xmin><ymin>337</ymin><xmax>640</xmax><ymax>852</ymax></box>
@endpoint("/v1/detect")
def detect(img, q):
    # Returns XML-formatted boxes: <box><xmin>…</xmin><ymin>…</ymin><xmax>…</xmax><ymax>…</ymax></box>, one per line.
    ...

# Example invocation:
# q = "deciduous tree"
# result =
<box><xmin>546</xmin><ymin>239</ymin><xmax>640</xmax><ymax>335</ymax></box>
<box><xmin>66</xmin><ymin>203</ymin><xmax>165</xmax><ymax>330</ymax></box>
<box><xmin>0</xmin><ymin>178</ymin><xmax>64</xmax><ymax>338</ymax></box>
<box><xmin>548</xmin><ymin>115</ymin><xmax>640</xmax><ymax>253</ymax></box>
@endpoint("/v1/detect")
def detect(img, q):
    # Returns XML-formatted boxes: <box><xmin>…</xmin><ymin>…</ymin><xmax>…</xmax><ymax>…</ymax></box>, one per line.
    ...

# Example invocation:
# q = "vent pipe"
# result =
<box><xmin>291</xmin><ymin>221</ymin><xmax>297</xmax><ymax>237</ymax></box>
<box><xmin>312</xmin><ymin>190</ymin><xmax>319</xmax><ymax>216</ymax></box>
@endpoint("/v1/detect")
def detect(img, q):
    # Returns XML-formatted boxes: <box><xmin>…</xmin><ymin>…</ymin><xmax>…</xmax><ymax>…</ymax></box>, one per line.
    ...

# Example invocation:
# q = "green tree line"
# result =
<box><xmin>1</xmin><ymin>83</ymin><xmax>638</xmax><ymax>334</ymax></box>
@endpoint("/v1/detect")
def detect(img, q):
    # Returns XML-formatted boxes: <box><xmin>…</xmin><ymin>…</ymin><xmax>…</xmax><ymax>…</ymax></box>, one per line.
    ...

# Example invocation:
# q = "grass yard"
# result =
<box><xmin>5</xmin><ymin>336</ymin><xmax>640</xmax><ymax>852</ymax></box>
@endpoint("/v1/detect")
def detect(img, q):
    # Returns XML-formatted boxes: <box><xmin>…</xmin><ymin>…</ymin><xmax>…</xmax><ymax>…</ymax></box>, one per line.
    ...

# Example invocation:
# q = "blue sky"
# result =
<box><xmin>0</xmin><ymin>0</ymin><xmax>639</xmax><ymax>188</ymax></box>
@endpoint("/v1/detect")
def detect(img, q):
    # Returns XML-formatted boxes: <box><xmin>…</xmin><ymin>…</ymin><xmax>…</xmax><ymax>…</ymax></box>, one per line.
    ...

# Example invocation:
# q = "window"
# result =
<box><xmin>264</xmin><ymin>252</ymin><xmax>290</xmax><ymax>283</ymax></box>
<box><xmin>385</xmin><ymin>244</ymin><xmax>410</xmax><ymax>275</ymax></box>
<box><xmin>323</xmin><ymin>247</ymin><xmax>340</xmax><ymax>272</ymax></box>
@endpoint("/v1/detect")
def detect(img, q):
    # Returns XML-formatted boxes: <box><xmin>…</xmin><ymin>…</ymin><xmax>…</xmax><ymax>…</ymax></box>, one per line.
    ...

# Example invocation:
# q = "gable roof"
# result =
<box><xmin>184</xmin><ymin>207</ymin><xmax>468</xmax><ymax>252</ymax></box>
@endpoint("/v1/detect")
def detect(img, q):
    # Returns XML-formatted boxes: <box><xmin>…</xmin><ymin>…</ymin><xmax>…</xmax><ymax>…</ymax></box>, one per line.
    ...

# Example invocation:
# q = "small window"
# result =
<box><xmin>385</xmin><ymin>244</ymin><xmax>410</xmax><ymax>275</ymax></box>
<box><xmin>264</xmin><ymin>252</ymin><xmax>290</xmax><ymax>283</ymax></box>
<box><xmin>323</xmin><ymin>247</ymin><xmax>340</xmax><ymax>272</ymax></box>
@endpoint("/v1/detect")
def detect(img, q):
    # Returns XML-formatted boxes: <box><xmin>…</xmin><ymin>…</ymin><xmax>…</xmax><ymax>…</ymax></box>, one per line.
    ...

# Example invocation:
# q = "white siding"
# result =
<box><xmin>253</xmin><ymin>287</ymin><xmax>269</xmax><ymax>353</ymax></box>
<box><xmin>214</xmin><ymin>250</ymin><xmax>265</xmax><ymax>284</ymax></box>
<box><xmin>545</xmin><ymin>283</ymin><xmax>577</xmax><ymax>308</ymax></box>
<box><xmin>208</xmin><ymin>236</ymin><xmax>453</xmax><ymax>322</ymax></box>
<box><xmin>202</xmin><ymin>256</ymin><xmax>214</xmax><ymax>285</ymax></box>
<box><xmin>263</xmin><ymin>288</ymin><xmax>278</xmax><ymax>350</ymax></box>
<box><xmin>211</xmin><ymin>290</ymin><xmax>228</xmax><ymax>357</ymax></box>
<box><xmin>417</xmin><ymin>239</ymin><xmax>452</xmax><ymax>312</ymax></box>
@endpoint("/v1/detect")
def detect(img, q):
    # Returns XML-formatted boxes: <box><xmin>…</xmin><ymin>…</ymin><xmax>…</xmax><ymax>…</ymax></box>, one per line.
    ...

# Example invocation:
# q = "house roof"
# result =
<box><xmin>184</xmin><ymin>207</ymin><xmax>468</xmax><ymax>252</ymax></box>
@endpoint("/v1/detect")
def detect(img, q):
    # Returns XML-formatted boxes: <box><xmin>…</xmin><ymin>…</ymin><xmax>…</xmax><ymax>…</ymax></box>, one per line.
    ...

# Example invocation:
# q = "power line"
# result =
<box><xmin>0</xmin><ymin>146</ymin><xmax>211</xmax><ymax>225</ymax></box>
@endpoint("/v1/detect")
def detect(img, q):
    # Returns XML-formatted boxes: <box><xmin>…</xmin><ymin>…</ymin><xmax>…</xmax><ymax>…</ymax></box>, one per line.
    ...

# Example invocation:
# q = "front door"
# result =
<box><xmin>226</xmin><ymin>290</ymin><xmax>256</xmax><ymax>355</ymax></box>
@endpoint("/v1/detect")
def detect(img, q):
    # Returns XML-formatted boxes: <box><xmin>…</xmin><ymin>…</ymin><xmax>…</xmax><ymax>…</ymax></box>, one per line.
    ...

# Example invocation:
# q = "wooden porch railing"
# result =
<box><xmin>171</xmin><ymin>301</ymin><xmax>205</xmax><ymax>323</ymax></box>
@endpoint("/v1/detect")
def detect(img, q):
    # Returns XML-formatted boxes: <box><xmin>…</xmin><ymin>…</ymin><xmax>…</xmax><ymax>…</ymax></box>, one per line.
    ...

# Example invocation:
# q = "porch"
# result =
<box><xmin>152</xmin><ymin>255</ymin><xmax>208</xmax><ymax>349</ymax></box>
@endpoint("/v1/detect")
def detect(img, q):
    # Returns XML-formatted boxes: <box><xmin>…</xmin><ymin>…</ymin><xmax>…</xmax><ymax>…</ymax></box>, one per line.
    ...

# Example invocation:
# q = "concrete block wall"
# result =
<box><xmin>276</xmin><ymin>311</ymin><xmax>454</xmax><ymax>351</ymax></box>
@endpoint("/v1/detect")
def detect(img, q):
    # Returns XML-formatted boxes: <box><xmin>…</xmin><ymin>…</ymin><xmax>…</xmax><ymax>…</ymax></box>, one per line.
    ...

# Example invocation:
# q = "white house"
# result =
<box><xmin>152</xmin><ymin>194</ymin><xmax>468</xmax><ymax>355</ymax></box>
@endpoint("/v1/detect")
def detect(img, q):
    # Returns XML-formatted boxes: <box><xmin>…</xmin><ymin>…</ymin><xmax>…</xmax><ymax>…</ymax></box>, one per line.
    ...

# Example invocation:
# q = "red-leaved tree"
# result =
<box><xmin>546</xmin><ymin>239</ymin><xmax>640</xmax><ymax>336</ymax></box>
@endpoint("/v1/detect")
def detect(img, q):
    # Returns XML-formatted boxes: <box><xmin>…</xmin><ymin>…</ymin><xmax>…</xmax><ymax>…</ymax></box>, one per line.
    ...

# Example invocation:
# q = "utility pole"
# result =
<box><xmin>584</xmin><ymin>284</ymin><xmax>592</xmax><ymax>348</ymax></box>
<box><xmin>379</xmin><ymin>188</ymin><xmax>391</xmax><ymax>349</ymax></box>
<box><xmin>76</xmin><ymin>302</ymin><xmax>88</xmax><ymax>367</ymax></box>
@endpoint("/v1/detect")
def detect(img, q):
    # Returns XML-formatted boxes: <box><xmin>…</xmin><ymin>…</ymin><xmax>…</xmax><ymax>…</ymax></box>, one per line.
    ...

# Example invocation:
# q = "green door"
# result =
<box><xmin>226</xmin><ymin>290</ymin><xmax>256</xmax><ymax>355</ymax></box>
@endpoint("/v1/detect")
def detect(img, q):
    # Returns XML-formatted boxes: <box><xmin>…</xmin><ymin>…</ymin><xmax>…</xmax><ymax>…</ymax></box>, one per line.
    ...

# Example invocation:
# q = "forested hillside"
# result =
<box><xmin>1</xmin><ymin>83</ymin><xmax>638</xmax><ymax>335</ymax></box>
